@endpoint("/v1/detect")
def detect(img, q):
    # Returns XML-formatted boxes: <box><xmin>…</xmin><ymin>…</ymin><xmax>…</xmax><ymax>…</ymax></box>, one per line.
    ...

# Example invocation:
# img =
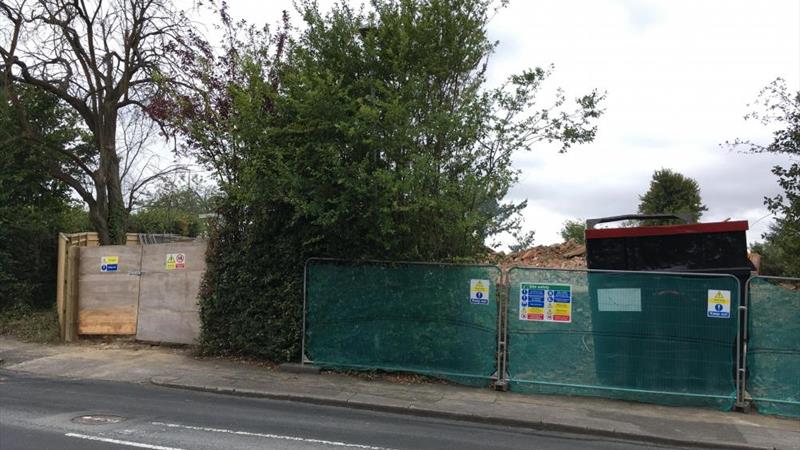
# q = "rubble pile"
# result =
<box><xmin>500</xmin><ymin>240</ymin><xmax>587</xmax><ymax>269</ymax></box>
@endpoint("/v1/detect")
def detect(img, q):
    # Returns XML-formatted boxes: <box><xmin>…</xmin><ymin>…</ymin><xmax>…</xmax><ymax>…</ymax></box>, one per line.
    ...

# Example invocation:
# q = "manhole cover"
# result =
<box><xmin>72</xmin><ymin>415</ymin><xmax>126</xmax><ymax>425</ymax></box>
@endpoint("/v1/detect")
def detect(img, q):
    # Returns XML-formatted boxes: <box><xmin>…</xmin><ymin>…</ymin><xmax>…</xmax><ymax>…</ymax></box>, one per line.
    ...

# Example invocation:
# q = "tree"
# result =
<box><xmin>560</xmin><ymin>219</ymin><xmax>585</xmax><ymax>244</ymax></box>
<box><xmin>729</xmin><ymin>78</ymin><xmax>799</xmax><ymax>276</ymax></box>
<box><xmin>0</xmin><ymin>0</ymin><xmax>206</xmax><ymax>244</ymax></box>
<box><xmin>128</xmin><ymin>178</ymin><xmax>216</xmax><ymax>237</ymax></box>
<box><xmin>170</xmin><ymin>0</ymin><xmax>604</xmax><ymax>360</ymax></box>
<box><xmin>637</xmin><ymin>169</ymin><xmax>707</xmax><ymax>225</ymax></box>
<box><xmin>509</xmin><ymin>230</ymin><xmax>536</xmax><ymax>253</ymax></box>
<box><xmin>0</xmin><ymin>85</ymin><xmax>90</xmax><ymax>310</ymax></box>
<box><xmin>152</xmin><ymin>4</ymin><xmax>293</xmax><ymax>359</ymax></box>
<box><xmin>252</xmin><ymin>0</ymin><xmax>603</xmax><ymax>260</ymax></box>
<box><xmin>750</xmin><ymin>225</ymin><xmax>799</xmax><ymax>277</ymax></box>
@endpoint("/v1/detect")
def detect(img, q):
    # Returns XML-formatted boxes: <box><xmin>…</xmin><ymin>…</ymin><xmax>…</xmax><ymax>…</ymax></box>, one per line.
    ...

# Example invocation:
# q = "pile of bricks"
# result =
<box><xmin>499</xmin><ymin>240</ymin><xmax>587</xmax><ymax>269</ymax></box>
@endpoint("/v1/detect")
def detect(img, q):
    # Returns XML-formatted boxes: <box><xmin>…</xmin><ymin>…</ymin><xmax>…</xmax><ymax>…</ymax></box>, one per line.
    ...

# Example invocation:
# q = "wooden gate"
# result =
<box><xmin>57</xmin><ymin>233</ymin><xmax>205</xmax><ymax>344</ymax></box>
<box><xmin>135</xmin><ymin>242</ymin><xmax>205</xmax><ymax>344</ymax></box>
<box><xmin>78</xmin><ymin>245</ymin><xmax>142</xmax><ymax>334</ymax></box>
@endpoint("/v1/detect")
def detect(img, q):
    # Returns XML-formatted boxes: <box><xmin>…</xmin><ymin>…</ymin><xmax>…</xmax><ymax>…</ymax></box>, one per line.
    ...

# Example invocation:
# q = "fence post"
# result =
<box><xmin>301</xmin><ymin>259</ymin><xmax>310</xmax><ymax>364</ymax></box>
<box><xmin>736</xmin><ymin>276</ymin><xmax>753</xmax><ymax>410</ymax></box>
<box><xmin>64</xmin><ymin>245</ymin><xmax>80</xmax><ymax>342</ymax></box>
<box><xmin>735</xmin><ymin>277</ymin><xmax>748</xmax><ymax>409</ymax></box>
<box><xmin>56</xmin><ymin>234</ymin><xmax>67</xmax><ymax>341</ymax></box>
<box><xmin>736</xmin><ymin>303</ymin><xmax>748</xmax><ymax>409</ymax></box>
<box><xmin>494</xmin><ymin>269</ymin><xmax>509</xmax><ymax>391</ymax></box>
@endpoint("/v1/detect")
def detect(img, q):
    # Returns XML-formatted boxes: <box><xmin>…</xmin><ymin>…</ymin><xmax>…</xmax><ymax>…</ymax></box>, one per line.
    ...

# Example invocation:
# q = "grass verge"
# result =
<box><xmin>0</xmin><ymin>304</ymin><xmax>60</xmax><ymax>343</ymax></box>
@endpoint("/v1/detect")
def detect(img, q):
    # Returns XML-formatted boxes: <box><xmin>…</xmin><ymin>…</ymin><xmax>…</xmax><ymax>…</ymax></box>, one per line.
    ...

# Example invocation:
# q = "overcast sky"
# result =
<box><xmin>212</xmin><ymin>0</ymin><xmax>800</xmax><ymax>247</ymax></box>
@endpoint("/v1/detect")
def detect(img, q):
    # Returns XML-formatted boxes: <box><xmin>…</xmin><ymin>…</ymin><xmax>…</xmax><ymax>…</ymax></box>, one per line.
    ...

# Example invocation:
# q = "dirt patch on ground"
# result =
<box><xmin>75</xmin><ymin>335</ymin><xmax>186</xmax><ymax>351</ymax></box>
<box><xmin>320</xmin><ymin>369</ymin><xmax>449</xmax><ymax>385</ymax></box>
<box><xmin>74</xmin><ymin>336</ymin><xmax>279</xmax><ymax>368</ymax></box>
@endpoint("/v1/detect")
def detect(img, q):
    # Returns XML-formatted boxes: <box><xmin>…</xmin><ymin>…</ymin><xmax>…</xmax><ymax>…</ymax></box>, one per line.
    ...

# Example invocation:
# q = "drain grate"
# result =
<box><xmin>72</xmin><ymin>415</ymin><xmax>126</xmax><ymax>425</ymax></box>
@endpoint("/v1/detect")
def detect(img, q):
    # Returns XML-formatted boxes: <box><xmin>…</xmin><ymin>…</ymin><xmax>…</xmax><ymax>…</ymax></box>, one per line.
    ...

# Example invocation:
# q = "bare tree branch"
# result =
<box><xmin>0</xmin><ymin>0</ymin><xmax>209</xmax><ymax>244</ymax></box>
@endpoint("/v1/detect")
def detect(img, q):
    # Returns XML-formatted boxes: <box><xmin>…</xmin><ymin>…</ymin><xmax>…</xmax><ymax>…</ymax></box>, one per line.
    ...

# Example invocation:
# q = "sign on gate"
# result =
<box><xmin>165</xmin><ymin>253</ymin><xmax>186</xmax><ymax>270</ymax></box>
<box><xmin>519</xmin><ymin>283</ymin><xmax>572</xmax><ymax>322</ymax></box>
<box><xmin>706</xmin><ymin>289</ymin><xmax>731</xmax><ymax>318</ymax></box>
<box><xmin>469</xmin><ymin>279</ymin><xmax>490</xmax><ymax>305</ymax></box>
<box><xmin>100</xmin><ymin>255</ymin><xmax>118</xmax><ymax>272</ymax></box>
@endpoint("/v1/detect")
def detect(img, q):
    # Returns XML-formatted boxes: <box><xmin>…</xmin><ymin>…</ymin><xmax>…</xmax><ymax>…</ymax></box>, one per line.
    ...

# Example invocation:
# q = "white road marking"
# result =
<box><xmin>65</xmin><ymin>432</ymin><xmax>186</xmax><ymax>450</ymax></box>
<box><xmin>151</xmin><ymin>421</ymin><xmax>397</xmax><ymax>450</ymax></box>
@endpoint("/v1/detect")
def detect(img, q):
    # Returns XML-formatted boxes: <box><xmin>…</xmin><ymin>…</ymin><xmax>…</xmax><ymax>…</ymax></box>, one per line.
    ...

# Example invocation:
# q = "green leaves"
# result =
<box><xmin>637</xmin><ymin>169</ymin><xmax>708</xmax><ymax>225</ymax></box>
<box><xmin>733</xmin><ymin>78</ymin><xmax>800</xmax><ymax>277</ymax></box>
<box><xmin>0</xmin><ymin>87</ymin><xmax>90</xmax><ymax>311</ymax></box>
<box><xmin>190</xmin><ymin>0</ymin><xmax>603</xmax><ymax>361</ymax></box>
<box><xmin>560</xmin><ymin>219</ymin><xmax>586</xmax><ymax>245</ymax></box>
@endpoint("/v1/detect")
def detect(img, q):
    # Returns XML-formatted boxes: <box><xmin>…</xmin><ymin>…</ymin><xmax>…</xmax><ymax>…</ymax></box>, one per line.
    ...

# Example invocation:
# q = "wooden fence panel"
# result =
<box><xmin>77</xmin><ymin>245</ymin><xmax>142</xmax><ymax>334</ymax></box>
<box><xmin>135</xmin><ymin>242</ymin><xmax>206</xmax><ymax>344</ymax></box>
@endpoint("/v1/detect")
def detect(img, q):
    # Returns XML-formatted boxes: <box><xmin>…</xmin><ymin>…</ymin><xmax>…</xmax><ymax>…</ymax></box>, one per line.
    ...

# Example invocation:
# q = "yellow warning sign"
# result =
<box><xmin>165</xmin><ymin>253</ymin><xmax>186</xmax><ymax>270</ymax></box>
<box><xmin>100</xmin><ymin>256</ymin><xmax>119</xmax><ymax>272</ymax></box>
<box><xmin>470</xmin><ymin>279</ymin><xmax>490</xmax><ymax>305</ymax></box>
<box><xmin>707</xmin><ymin>289</ymin><xmax>731</xmax><ymax>319</ymax></box>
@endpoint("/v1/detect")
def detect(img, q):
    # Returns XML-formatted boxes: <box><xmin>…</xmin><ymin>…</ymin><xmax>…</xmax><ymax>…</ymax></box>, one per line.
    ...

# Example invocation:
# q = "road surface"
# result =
<box><xmin>0</xmin><ymin>370</ymin><xmax>685</xmax><ymax>450</ymax></box>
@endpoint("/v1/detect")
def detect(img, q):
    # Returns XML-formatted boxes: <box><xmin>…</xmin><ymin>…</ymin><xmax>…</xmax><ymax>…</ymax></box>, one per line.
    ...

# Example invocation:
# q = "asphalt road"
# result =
<box><xmin>0</xmin><ymin>370</ymin><xmax>686</xmax><ymax>450</ymax></box>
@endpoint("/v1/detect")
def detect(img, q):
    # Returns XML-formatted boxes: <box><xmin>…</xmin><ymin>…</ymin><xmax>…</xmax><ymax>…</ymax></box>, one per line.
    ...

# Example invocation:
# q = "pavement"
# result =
<box><xmin>1</xmin><ymin>336</ymin><xmax>798</xmax><ymax>450</ymax></box>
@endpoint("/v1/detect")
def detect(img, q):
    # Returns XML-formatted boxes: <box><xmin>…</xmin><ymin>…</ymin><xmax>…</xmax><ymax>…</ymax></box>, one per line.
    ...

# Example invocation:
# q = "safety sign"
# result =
<box><xmin>707</xmin><ymin>289</ymin><xmax>731</xmax><ymax>318</ymax></box>
<box><xmin>165</xmin><ymin>253</ymin><xmax>186</xmax><ymax>271</ymax></box>
<box><xmin>520</xmin><ymin>283</ymin><xmax>572</xmax><ymax>323</ymax></box>
<box><xmin>100</xmin><ymin>256</ymin><xmax>118</xmax><ymax>273</ymax></box>
<box><xmin>470</xmin><ymin>279</ymin><xmax>490</xmax><ymax>305</ymax></box>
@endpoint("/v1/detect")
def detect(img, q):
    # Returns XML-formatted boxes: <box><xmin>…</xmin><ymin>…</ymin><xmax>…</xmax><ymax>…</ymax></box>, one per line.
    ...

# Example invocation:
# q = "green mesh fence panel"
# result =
<box><xmin>305</xmin><ymin>259</ymin><xmax>500</xmax><ymax>386</ymax></box>
<box><xmin>747</xmin><ymin>276</ymin><xmax>800</xmax><ymax>418</ymax></box>
<box><xmin>507</xmin><ymin>268</ymin><xmax>739</xmax><ymax>410</ymax></box>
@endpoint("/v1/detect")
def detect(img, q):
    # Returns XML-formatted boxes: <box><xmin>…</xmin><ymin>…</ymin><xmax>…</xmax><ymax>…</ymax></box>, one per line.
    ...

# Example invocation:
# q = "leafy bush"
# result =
<box><xmin>1</xmin><ymin>86</ymin><xmax>91</xmax><ymax>311</ymax></box>
<box><xmin>171</xmin><ymin>0</ymin><xmax>603</xmax><ymax>362</ymax></box>
<box><xmin>0</xmin><ymin>302</ymin><xmax>60</xmax><ymax>343</ymax></box>
<box><xmin>560</xmin><ymin>219</ymin><xmax>586</xmax><ymax>245</ymax></box>
<box><xmin>127</xmin><ymin>183</ymin><xmax>215</xmax><ymax>237</ymax></box>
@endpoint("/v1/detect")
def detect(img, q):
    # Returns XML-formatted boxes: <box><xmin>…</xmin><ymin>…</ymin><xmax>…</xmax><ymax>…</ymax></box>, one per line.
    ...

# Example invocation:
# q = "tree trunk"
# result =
<box><xmin>106</xmin><ymin>153</ymin><xmax>128</xmax><ymax>245</ymax></box>
<box><xmin>91</xmin><ymin>115</ymin><xmax>128</xmax><ymax>245</ymax></box>
<box><xmin>87</xmin><ymin>200</ymin><xmax>111</xmax><ymax>244</ymax></box>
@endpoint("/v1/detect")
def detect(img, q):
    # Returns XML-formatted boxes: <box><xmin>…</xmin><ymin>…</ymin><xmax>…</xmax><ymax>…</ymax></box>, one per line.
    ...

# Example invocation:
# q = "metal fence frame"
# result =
<box><xmin>302</xmin><ymin>259</ymin><xmax>755</xmax><ymax>408</ymax></box>
<box><xmin>743</xmin><ymin>275</ymin><xmax>800</xmax><ymax>413</ymax></box>
<box><xmin>302</xmin><ymin>257</ymin><xmax>504</xmax><ymax>382</ymax></box>
<box><xmin>500</xmin><ymin>266</ymin><xmax>743</xmax><ymax>406</ymax></box>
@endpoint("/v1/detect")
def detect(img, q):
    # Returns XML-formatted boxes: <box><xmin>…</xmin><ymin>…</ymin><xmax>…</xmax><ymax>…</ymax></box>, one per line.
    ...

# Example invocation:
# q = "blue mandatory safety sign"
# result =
<box><xmin>707</xmin><ymin>289</ymin><xmax>731</xmax><ymax>319</ymax></box>
<box><xmin>100</xmin><ymin>256</ymin><xmax>119</xmax><ymax>273</ymax></box>
<box><xmin>469</xmin><ymin>279</ymin><xmax>491</xmax><ymax>305</ymax></box>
